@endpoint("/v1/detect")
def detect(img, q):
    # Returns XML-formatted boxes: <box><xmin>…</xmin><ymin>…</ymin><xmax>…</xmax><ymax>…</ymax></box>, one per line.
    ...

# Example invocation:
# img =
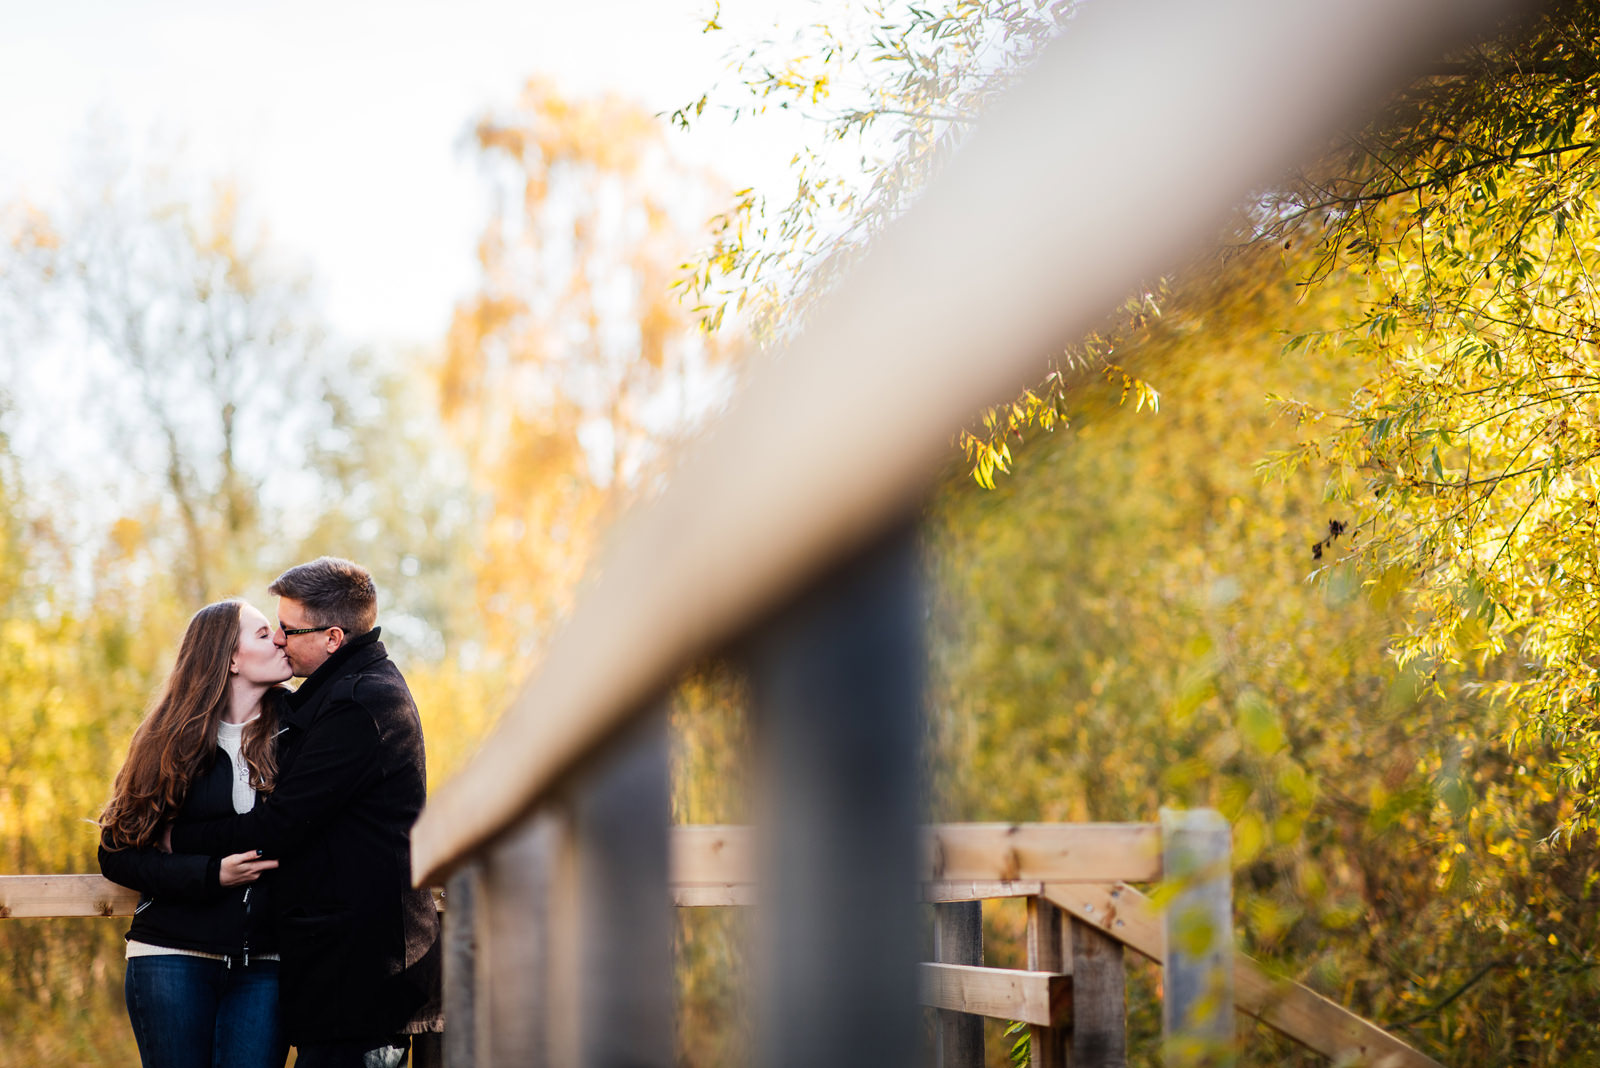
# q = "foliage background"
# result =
<box><xmin>8</xmin><ymin>2</ymin><xmax>1600</xmax><ymax>1066</ymax></box>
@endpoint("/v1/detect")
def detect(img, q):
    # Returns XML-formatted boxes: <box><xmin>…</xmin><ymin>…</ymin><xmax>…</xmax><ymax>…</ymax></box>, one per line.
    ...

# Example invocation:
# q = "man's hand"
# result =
<box><xmin>219</xmin><ymin>850</ymin><xmax>279</xmax><ymax>887</ymax></box>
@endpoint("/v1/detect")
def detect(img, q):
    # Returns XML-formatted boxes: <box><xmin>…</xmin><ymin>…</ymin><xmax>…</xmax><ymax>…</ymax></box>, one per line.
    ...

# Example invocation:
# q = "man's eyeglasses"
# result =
<box><xmin>278</xmin><ymin>623</ymin><xmax>335</xmax><ymax>637</ymax></box>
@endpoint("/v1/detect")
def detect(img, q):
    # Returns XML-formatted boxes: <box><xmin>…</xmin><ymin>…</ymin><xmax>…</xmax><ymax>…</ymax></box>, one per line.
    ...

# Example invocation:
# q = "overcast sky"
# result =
<box><xmin>0</xmin><ymin>0</ymin><xmax>805</xmax><ymax>347</ymax></box>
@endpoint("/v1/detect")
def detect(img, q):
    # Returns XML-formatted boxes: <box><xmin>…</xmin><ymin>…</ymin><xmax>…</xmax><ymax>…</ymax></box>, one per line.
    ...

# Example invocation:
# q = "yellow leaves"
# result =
<box><xmin>1244</xmin><ymin>894</ymin><xmax>1301</xmax><ymax>945</ymax></box>
<box><xmin>109</xmin><ymin>518</ymin><xmax>144</xmax><ymax>558</ymax></box>
<box><xmin>450</xmin><ymin>78</ymin><xmax>738</xmax><ymax>662</ymax></box>
<box><xmin>1237</xmin><ymin>691</ymin><xmax>1286</xmax><ymax>756</ymax></box>
<box><xmin>1231</xmin><ymin>812</ymin><xmax>1266</xmax><ymax>866</ymax></box>
<box><xmin>1114</xmin><ymin>371</ymin><xmax>1161</xmax><ymax>413</ymax></box>
<box><xmin>5</xmin><ymin>201</ymin><xmax>60</xmax><ymax>254</ymax></box>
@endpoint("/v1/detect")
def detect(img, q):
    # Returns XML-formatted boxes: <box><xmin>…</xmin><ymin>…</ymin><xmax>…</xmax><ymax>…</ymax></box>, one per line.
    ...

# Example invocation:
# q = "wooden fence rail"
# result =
<box><xmin>4</xmin><ymin>817</ymin><xmax>1441</xmax><ymax>1067</ymax></box>
<box><xmin>390</xmin><ymin>0</ymin><xmax>1503</xmax><ymax>1064</ymax></box>
<box><xmin>8</xmin><ymin>3</ymin><xmax>1511</xmax><ymax>1065</ymax></box>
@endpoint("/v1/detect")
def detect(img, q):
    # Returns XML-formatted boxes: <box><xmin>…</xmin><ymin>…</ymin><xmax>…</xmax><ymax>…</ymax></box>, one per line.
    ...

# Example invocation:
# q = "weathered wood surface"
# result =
<box><xmin>1071</xmin><ymin>920</ymin><xmax>1128</xmax><ymax>1068</ymax></box>
<box><xmin>1160</xmin><ymin>809</ymin><xmax>1234</xmax><ymax>1066</ymax></box>
<box><xmin>442</xmin><ymin>866</ymin><xmax>478</xmax><ymax>1068</ymax></box>
<box><xmin>925</xmin><ymin>879</ymin><xmax>1044</xmax><ymax>903</ymax></box>
<box><xmin>1041</xmin><ymin>883</ymin><xmax>1445</xmax><ymax>1068</ymax></box>
<box><xmin>919</xmin><ymin>963</ymin><xmax>1071</xmax><ymax>1028</ymax></box>
<box><xmin>408</xmin><ymin>0</ymin><xmax>1505</xmax><ymax>887</ymax></box>
<box><xmin>0</xmin><ymin>875</ymin><xmax>448</xmax><ymax>919</ymax></box>
<box><xmin>671</xmin><ymin>824</ymin><xmax>1161</xmax><ymax>887</ymax></box>
<box><xmin>934</xmin><ymin>901</ymin><xmax>985</xmax><ymax>1067</ymax></box>
<box><xmin>1026</xmin><ymin>896</ymin><xmax>1070</xmax><ymax>1068</ymax></box>
<box><xmin>0</xmin><ymin>872</ymin><xmax>1453</xmax><ymax>1066</ymax></box>
<box><xmin>671</xmin><ymin>824</ymin><xmax>758</xmax><ymax>886</ymax></box>
<box><xmin>672</xmin><ymin>883</ymin><xmax>756</xmax><ymax>907</ymax></box>
<box><xmin>927</xmin><ymin>824</ymin><xmax>1162</xmax><ymax>883</ymax></box>
<box><xmin>0</xmin><ymin>875</ymin><xmax>138</xmax><ymax>917</ymax></box>
<box><xmin>746</xmin><ymin>529</ymin><xmax>924</xmax><ymax>1068</ymax></box>
<box><xmin>567</xmin><ymin>712</ymin><xmax>674</xmax><ymax>1067</ymax></box>
<box><xmin>475</xmin><ymin>812</ymin><xmax>567</xmax><ymax>1068</ymax></box>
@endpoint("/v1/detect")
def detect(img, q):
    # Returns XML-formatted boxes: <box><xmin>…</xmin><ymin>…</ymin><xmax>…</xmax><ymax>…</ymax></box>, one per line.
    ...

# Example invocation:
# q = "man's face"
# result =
<box><xmin>274</xmin><ymin>596</ymin><xmax>342</xmax><ymax>678</ymax></box>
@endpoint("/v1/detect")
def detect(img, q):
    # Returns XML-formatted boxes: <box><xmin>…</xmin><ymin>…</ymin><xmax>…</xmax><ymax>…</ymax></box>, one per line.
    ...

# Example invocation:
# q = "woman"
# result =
<box><xmin>99</xmin><ymin>600</ymin><xmax>293</xmax><ymax>1068</ymax></box>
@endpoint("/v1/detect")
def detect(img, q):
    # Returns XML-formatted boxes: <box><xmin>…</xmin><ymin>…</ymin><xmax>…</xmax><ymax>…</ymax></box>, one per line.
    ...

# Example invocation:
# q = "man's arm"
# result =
<box><xmin>170</xmin><ymin>698</ymin><xmax>383</xmax><ymax>858</ymax></box>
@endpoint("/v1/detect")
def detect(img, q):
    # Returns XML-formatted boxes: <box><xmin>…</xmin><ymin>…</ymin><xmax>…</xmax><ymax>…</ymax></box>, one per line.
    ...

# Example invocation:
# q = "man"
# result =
<box><xmin>169</xmin><ymin>557</ymin><xmax>442</xmax><ymax>1067</ymax></box>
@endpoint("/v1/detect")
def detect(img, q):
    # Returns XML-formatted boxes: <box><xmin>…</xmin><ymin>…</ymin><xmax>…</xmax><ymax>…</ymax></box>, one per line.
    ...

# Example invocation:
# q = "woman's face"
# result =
<box><xmin>233</xmin><ymin>603</ymin><xmax>293</xmax><ymax>687</ymax></box>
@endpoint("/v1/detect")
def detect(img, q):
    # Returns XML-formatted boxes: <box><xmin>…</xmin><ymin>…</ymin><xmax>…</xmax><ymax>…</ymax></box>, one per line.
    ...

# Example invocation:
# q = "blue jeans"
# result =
<box><xmin>125</xmin><ymin>955</ymin><xmax>288</xmax><ymax>1068</ymax></box>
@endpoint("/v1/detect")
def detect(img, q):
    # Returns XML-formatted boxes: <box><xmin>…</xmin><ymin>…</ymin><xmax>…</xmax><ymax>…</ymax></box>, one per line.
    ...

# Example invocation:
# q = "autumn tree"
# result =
<box><xmin>0</xmin><ymin>148</ymin><xmax>490</xmax><ymax>1062</ymax></box>
<box><xmin>5</xmin><ymin>157</ymin><xmax>338</xmax><ymax>605</ymax></box>
<box><xmin>442</xmin><ymin>78</ymin><xmax>739</xmax><ymax>660</ymax></box>
<box><xmin>668</xmin><ymin>3</ymin><xmax>1600</xmax><ymax>1064</ymax></box>
<box><xmin>1254</xmin><ymin>0</ymin><xmax>1600</xmax><ymax>833</ymax></box>
<box><xmin>676</xmin><ymin>0</ymin><xmax>1162</xmax><ymax>487</ymax></box>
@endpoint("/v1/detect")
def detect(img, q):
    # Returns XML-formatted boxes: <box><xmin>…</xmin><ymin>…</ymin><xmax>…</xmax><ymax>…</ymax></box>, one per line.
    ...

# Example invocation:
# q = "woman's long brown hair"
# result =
<box><xmin>100</xmin><ymin>600</ymin><xmax>282</xmax><ymax>850</ymax></box>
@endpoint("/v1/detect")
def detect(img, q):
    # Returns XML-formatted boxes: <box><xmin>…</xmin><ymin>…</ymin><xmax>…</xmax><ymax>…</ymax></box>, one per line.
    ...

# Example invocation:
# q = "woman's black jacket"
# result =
<box><xmin>98</xmin><ymin>747</ymin><xmax>277</xmax><ymax>963</ymax></box>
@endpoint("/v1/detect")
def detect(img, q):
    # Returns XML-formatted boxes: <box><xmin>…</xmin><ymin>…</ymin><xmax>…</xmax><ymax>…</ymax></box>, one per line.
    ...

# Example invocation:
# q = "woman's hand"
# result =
<box><xmin>218</xmin><ymin>850</ymin><xmax>279</xmax><ymax>887</ymax></box>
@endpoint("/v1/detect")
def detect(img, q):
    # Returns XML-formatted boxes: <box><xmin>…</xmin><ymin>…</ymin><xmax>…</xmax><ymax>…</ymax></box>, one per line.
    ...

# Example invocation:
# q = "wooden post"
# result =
<box><xmin>933</xmin><ymin>902</ymin><xmax>984</xmax><ymax>1067</ymax></box>
<box><xmin>475</xmin><ymin>810</ymin><xmax>568</xmax><ymax>1067</ymax></box>
<box><xmin>1025</xmin><ymin>896</ymin><xmax>1068</xmax><ymax>1068</ymax></box>
<box><xmin>569</xmin><ymin>710</ymin><xmax>674</xmax><ymax>1067</ymax></box>
<box><xmin>440</xmin><ymin>866</ymin><xmax>479</xmax><ymax>1068</ymax></box>
<box><xmin>1160</xmin><ymin>808</ymin><xmax>1234</xmax><ymax>1067</ymax></box>
<box><xmin>469</xmin><ymin>713</ymin><xmax>671</xmax><ymax>1068</ymax></box>
<box><xmin>1071</xmin><ymin>919</ymin><xmax>1127</xmax><ymax>1067</ymax></box>
<box><xmin>747</xmin><ymin>524</ymin><xmax>923</xmax><ymax>1068</ymax></box>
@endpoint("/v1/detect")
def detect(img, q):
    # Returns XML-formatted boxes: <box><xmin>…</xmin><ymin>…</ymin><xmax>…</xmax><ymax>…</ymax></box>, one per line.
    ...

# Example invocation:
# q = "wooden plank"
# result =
<box><xmin>671</xmin><ymin>825</ymin><xmax>1161</xmax><ymax>887</ymax></box>
<box><xmin>408</xmin><ymin>0</ymin><xmax>1504</xmax><ymax>888</ymax></box>
<box><xmin>745</xmin><ymin>528</ymin><xmax>923</xmax><ymax>1068</ymax></box>
<box><xmin>441</xmin><ymin>865</ymin><xmax>479</xmax><ymax>1068</ymax></box>
<box><xmin>1026</xmin><ymin>897</ymin><xmax>1069</xmax><ymax>1068</ymax></box>
<box><xmin>568</xmin><ymin>712</ymin><xmax>673</xmax><ymax>1067</ymax></box>
<box><xmin>0</xmin><ymin>875</ymin><xmax>448</xmax><ymax>919</ymax></box>
<box><xmin>475</xmin><ymin>812</ymin><xmax>566</xmax><ymax>1068</ymax></box>
<box><xmin>919</xmin><ymin>963</ymin><xmax>1070</xmax><ymax>1028</ymax></box>
<box><xmin>927</xmin><ymin>824</ymin><xmax>1162</xmax><ymax>883</ymax></box>
<box><xmin>1071</xmin><ymin>920</ymin><xmax>1128</xmax><ymax>1068</ymax></box>
<box><xmin>934</xmin><ymin>902</ymin><xmax>985</xmax><ymax>1067</ymax></box>
<box><xmin>673</xmin><ymin>878</ymin><xmax>1042</xmax><ymax>907</ymax></box>
<box><xmin>4</xmin><ymin>827</ymin><xmax>1146</xmax><ymax>920</ymax></box>
<box><xmin>925</xmin><ymin>880</ymin><xmax>1043</xmax><ymax>903</ymax></box>
<box><xmin>1040</xmin><ymin>883</ymin><xmax>1444</xmax><ymax>1068</ymax></box>
<box><xmin>0</xmin><ymin>875</ymin><xmax>138</xmax><ymax>917</ymax></box>
<box><xmin>671</xmin><ymin>825</ymin><xmax>757</xmax><ymax>886</ymax></box>
<box><xmin>1160</xmin><ymin>809</ymin><xmax>1234</xmax><ymax>1065</ymax></box>
<box><xmin>673</xmin><ymin>884</ymin><xmax>755</xmax><ymax>907</ymax></box>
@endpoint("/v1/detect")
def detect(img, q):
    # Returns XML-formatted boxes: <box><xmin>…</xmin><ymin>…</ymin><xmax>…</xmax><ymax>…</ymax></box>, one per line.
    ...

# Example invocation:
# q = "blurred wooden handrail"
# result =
<box><xmin>0</xmin><ymin>823</ymin><xmax>1152</xmax><ymax>918</ymax></box>
<box><xmin>0</xmin><ymin>875</ymin><xmax>447</xmax><ymax>918</ymax></box>
<box><xmin>409</xmin><ymin>0</ymin><xmax>1508</xmax><ymax>887</ymax></box>
<box><xmin>671</xmin><ymin>823</ymin><xmax>1162</xmax><ymax>887</ymax></box>
<box><xmin>0</xmin><ymin>858</ymin><xmax>1447</xmax><ymax>1066</ymax></box>
<box><xmin>0</xmin><ymin>875</ymin><xmax>139</xmax><ymax>918</ymax></box>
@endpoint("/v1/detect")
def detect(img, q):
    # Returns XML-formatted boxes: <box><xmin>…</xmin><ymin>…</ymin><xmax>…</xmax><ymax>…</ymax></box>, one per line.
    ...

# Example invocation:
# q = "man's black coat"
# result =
<box><xmin>170</xmin><ymin>628</ymin><xmax>443</xmax><ymax>1045</ymax></box>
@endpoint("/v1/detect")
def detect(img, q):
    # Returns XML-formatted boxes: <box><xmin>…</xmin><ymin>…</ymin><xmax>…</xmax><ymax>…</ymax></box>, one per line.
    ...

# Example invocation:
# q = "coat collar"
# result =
<box><xmin>286</xmin><ymin>626</ymin><xmax>387</xmax><ymax>723</ymax></box>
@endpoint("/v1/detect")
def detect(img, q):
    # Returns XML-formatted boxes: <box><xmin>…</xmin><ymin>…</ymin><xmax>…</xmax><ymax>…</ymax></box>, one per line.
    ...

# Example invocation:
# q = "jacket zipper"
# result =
<box><xmin>241</xmin><ymin>885</ymin><xmax>253</xmax><ymax>967</ymax></box>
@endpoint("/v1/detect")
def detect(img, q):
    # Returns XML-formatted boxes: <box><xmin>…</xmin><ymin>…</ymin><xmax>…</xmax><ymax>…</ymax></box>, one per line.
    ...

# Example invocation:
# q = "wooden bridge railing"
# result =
<box><xmin>394</xmin><ymin>1</ymin><xmax>1503</xmax><ymax>1065</ymax></box>
<box><xmin>3</xmin><ymin>817</ymin><xmax>1440</xmax><ymax>1066</ymax></box>
<box><xmin>5</xmin><ymin>1</ymin><xmax>1510</xmax><ymax>1066</ymax></box>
